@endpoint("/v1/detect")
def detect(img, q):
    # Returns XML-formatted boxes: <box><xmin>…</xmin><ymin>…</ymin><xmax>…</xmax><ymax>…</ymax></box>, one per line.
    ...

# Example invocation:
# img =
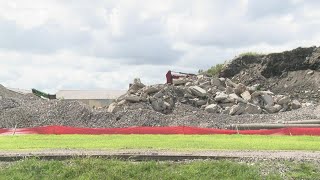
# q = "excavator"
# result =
<box><xmin>166</xmin><ymin>70</ymin><xmax>196</xmax><ymax>84</ymax></box>
<box><xmin>32</xmin><ymin>89</ymin><xmax>56</xmax><ymax>99</ymax></box>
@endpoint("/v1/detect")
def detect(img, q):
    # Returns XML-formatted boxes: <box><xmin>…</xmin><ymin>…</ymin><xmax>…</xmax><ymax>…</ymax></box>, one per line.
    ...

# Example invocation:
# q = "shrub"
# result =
<box><xmin>206</xmin><ymin>63</ymin><xmax>224</xmax><ymax>77</ymax></box>
<box><xmin>238</xmin><ymin>52</ymin><xmax>264</xmax><ymax>57</ymax></box>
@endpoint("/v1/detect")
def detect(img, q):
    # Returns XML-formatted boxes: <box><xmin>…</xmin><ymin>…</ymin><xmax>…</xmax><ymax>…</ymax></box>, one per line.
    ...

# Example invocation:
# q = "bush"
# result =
<box><xmin>205</xmin><ymin>63</ymin><xmax>224</xmax><ymax>77</ymax></box>
<box><xmin>238</xmin><ymin>52</ymin><xmax>264</xmax><ymax>57</ymax></box>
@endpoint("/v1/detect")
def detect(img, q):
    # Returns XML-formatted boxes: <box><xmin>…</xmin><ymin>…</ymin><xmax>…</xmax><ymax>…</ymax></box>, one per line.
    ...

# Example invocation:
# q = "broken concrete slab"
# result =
<box><xmin>144</xmin><ymin>86</ymin><xmax>160</xmax><ymax>94</ymax></box>
<box><xmin>189</xmin><ymin>86</ymin><xmax>207</xmax><ymax>97</ymax></box>
<box><xmin>173</xmin><ymin>78</ymin><xmax>187</xmax><ymax>85</ymax></box>
<box><xmin>125</xmin><ymin>95</ymin><xmax>141</xmax><ymax>102</ymax></box>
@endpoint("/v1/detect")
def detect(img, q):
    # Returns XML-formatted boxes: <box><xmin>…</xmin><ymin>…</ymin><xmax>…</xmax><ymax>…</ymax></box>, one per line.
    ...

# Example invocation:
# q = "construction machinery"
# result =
<box><xmin>32</xmin><ymin>89</ymin><xmax>56</xmax><ymax>99</ymax></box>
<box><xmin>166</xmin><ymin>70</ymin><xmax>196</xmax><ymax>84</ymax></box>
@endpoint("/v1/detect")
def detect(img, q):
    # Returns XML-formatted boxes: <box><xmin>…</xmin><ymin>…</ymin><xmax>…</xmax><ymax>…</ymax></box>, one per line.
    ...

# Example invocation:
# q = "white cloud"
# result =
<box><xmin>0</xmin><ymin>0</ymin><xmax>320</xmax><ymax>92</ymax></box>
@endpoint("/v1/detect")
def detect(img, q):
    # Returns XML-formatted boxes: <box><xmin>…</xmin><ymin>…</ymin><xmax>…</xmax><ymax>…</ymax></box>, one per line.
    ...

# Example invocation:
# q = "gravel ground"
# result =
<box><xmin>0</xmin><ymin>149</ymin><xmax>319</xmax><ymax>161</ymax></box>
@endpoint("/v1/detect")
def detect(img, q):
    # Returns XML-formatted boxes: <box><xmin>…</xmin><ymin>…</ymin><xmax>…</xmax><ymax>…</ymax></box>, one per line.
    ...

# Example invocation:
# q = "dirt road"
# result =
<box><xmin>0</xmin><ymin>149</ymin><xmax>319</xmax><ymax>161</ymax></box>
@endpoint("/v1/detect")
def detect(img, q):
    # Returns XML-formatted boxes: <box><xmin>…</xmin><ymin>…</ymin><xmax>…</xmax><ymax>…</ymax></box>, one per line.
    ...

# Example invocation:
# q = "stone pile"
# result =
<box><xmin>108</xmin><ymin>76</ymin><xmax>302</xmax><ymax>115</ymax></box>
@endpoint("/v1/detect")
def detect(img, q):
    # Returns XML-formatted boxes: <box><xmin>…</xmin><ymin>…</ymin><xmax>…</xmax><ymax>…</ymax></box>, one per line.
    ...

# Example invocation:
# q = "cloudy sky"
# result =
<box><xmin>1</xmin><ymin>0</ymin><xmax>320</xmax><ymax>93</ymax></box>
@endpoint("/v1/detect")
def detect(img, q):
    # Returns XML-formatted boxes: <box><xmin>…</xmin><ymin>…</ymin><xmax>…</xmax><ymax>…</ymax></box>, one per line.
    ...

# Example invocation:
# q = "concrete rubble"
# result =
<box><xmin>110</xmin><ymin>76</ymin><xmax>302</xmax><ymax>116</ymax></box>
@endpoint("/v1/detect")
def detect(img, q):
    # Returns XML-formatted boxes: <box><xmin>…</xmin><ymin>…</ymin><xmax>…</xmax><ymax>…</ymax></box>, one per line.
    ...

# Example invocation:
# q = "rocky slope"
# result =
<box><xmin>220</xmin><ymin>46</ymin><xmax>320</xmax><ymax>103</ymax></box>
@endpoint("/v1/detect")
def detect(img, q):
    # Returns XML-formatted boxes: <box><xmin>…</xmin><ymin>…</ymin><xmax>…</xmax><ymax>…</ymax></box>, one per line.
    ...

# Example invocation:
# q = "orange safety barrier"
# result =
<box><xmin>1</xmin><ymin>126</ymin><xmax>320</xmax><ymax>135</ymax></box>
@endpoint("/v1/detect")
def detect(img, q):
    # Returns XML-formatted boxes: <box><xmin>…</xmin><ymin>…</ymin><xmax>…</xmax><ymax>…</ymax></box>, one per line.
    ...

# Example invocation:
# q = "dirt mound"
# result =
<box><xmin>220</xmin><ymin>46</ymin><xmax>320</xmax><ymax>103</ymax></box>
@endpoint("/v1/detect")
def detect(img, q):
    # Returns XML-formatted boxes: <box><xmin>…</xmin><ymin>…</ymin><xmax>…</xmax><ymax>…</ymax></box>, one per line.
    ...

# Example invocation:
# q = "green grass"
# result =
<box><xmin>1</xmin><ymin>158</ymin><xmax>319</xmax><ymax>180</ymax></box>
<box><xmin>0</xmin><ymin>158</ymin><xmax>280</xmax><ymax>180</ymax></box>
<box><xmin>0</xmin><ymin>134</ymin><xmax>320</xmax><ymax>151</ymax></box>
<box><xmin>238</xmin><ymin>51</ymin><xmax>264</xmax><ymax>57</ymax></box>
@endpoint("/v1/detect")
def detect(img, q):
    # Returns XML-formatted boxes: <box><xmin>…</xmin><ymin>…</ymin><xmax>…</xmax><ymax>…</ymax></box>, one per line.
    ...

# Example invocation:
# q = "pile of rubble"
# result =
<box><xmin>108</xmin><ymin>76</ymin><xmax>302</xmax><ymax>116</ymax></box>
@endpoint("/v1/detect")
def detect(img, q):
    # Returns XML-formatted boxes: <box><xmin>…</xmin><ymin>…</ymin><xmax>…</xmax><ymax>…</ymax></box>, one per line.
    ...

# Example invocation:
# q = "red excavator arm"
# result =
<box><xmin>166</xmin><ymin>70</ymin><xmax>196</xmax><ymax>84</ymax></box>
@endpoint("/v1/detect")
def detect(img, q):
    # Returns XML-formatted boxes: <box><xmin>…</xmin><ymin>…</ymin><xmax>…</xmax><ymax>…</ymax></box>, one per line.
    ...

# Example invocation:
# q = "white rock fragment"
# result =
<box><xmin>189</xmin><ymin>86</ymin><xmax>207</xmax><ymax>97</ymax></box>
<box><xmin>241</xmin><ymin>91</ymin><xmax>252</xmax><ymax>101</ymax></box>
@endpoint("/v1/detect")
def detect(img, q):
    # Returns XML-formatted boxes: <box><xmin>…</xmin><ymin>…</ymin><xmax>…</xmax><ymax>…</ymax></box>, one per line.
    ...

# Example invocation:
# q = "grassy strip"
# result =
<box><xmin>1</xmin><ymin>158</ymin><xmax>319</xmax><ymax>180</ymax></box>
<box><xmin>0</xmin><ymin>158</ymin><xmax>280</xmax><ymax>180</ymax></box>
<box><xmin>0</xmin><ymin>134</ymin><xmax>320</xmax><ymax>151</ymax></box>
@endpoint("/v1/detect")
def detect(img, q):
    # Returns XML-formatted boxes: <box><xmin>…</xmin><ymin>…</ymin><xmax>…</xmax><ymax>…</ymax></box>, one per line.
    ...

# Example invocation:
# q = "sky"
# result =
<box><xmin>1</xmin><ymin>0</ymin><xmax>320</xmax><ymax>93</ymax></box>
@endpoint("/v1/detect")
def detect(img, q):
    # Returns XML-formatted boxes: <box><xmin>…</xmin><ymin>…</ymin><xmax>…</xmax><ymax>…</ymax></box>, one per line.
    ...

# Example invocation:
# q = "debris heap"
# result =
<box><xmin>108</xmin><ymin>76</ymin><xmax>301</xmax><ymax>115</ymax></box>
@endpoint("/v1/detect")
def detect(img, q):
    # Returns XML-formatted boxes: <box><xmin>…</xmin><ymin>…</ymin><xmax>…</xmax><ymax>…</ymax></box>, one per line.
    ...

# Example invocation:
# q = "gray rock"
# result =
<box><xmin>196</xmin><ymin>99</ymin><xmax>207</xmax><ymax>106</ymax></box>
<box><xmin>128</xmin><ymin>78</ymin><xmax>145</xmax><ymax>93</ymax></box>
<box><xmin>144</xmin><ymin>86</ymin><xmax>160</xmax><ymax>94</ymax></box>
<box><xmin>154</xmin><ymin>91</ymin><xmax>164</xmax><ymax>98</ymax></box>
<box><xmin>225</xmin><ymin>86</ymin><xmax>234</xmax><ymax>94</ymax></box>
<box><xmin>277</xmin><ymin>96</ymin><xmax>291</xmax><ymax>105</ymax></box>
<box><xmin>150</xmin><ymin>97</ymin><xmax>166</xmax><ymax>112</ymax></box>
<box><xmin>107</xmin><ymin>102</ymin><xmax>118</xmax><ymax>113</ymax></box>
<box><xmin>261</xmin><ymin>94</ymin><xmax>274</xmax><ymax>106</ymax></box>
<box><xmin>205</xmin><ymin>104</ymin><xmax>220</xmax><ymax>113</ymax></box>
<box><xmin>125</xmin><ymin>95</ymin><xmax>141</xmax><ymax>102</ymax></box>
<box><xmin>214</xmin><ymin>92</ymin><xmax>228</xmax><ymax>102</ymax></box>
<box><xmin>291</xmin><ymin>100</ymin><xmax>301</xmax><ymax>109</ymax></box>
<box><xmin>244</xmin><ymin>103</ymin><xmax>262</xmax><ymax>114</ymax></box>
<box><xmin>225</xmin><ymin>78</ymin><xmax>237</xmax><ymax>88</ymax></box>
<box><xmin>189</xmin><ymin>86</ymin><xmax>207</xmax><ymax>97</ymax></box>
<box><xmin>173</xmin><ymin>78</ymin><xmax>187</xmax><ymax>85</ymax></box>
<box><xmin>211</xmin><ymin>78</ymin><xmax>222</xmax><ymax>87</ymax></box>
<box><xmin>229</xmin><ymin>103</ymin><xmax>246</xmax><ymax>115</ymax></box>
<box><xmin>248</xmin><ymin>84</ymin><xmax>261</xmax><ymax>93</ymax></box>
<box><xmin>219</xmin><ymin>102</ymin><xmax>234</xmax><ymax>109</ymax></box>
<box><xmin>234</xmin><ymin>83</ymin><xmax>247</xmax><ymax>95</ymax></box>
<box><xmin>265</xmin><ymin>104</ymin><xmax>282</xmax><ymax>113</ymax></box>
<box><xmin>228</xmin><ymin>93</ymin><xmax>247</xmax><ymax>103</ymax></box>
